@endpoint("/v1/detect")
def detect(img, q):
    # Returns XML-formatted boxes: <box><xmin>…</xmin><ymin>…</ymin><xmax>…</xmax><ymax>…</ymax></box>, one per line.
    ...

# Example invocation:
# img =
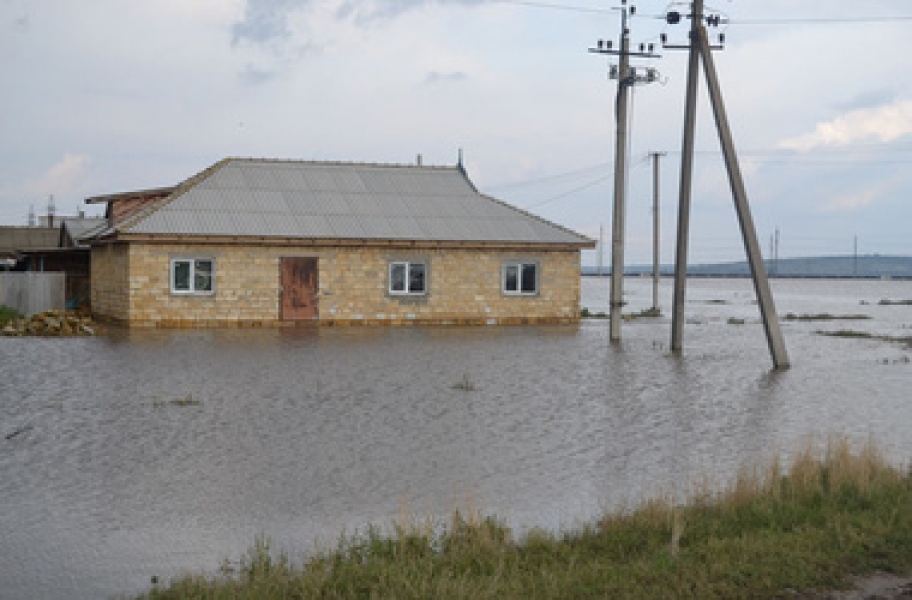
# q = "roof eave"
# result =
<box><xmin>110</xmin><ymin>232</ymin><xmax>595</xmax><ymax>250</ymax></box>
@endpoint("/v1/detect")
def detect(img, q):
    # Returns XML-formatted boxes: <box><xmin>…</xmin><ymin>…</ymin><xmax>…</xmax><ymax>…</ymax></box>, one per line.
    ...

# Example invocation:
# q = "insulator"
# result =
<box><xmin>660</xmin><ymin>33</ymin><xmax>667</xmax><ymax>44</ymax></box>
<box><xmin>719</xmin><ymin>33</ymin><xmax>725</xmax><ymax>44</ymax></box>
<box><xmin>648</xmin><ymin>43</ymin><xmax>655</xmax><ymax>52</ymax></box>
<box><xmin>630</xmin><ymin>6</ymin><xmax>636</xmax><ymax>15</ymax></box>
<box><xmin>607</xmin><ymin>40</ymin><xmax>613</xmax><ymax>49</ymax></box>
<box><xmin>666</xmin><ymin>11</ymin><xmax>681</xmax><ymax>25</ymax></box>
<box><xmin>639</xmin><ymin>43</ymin><xmax>645</xmax><ymax>52</ymax></box>
<box><xmin>598</xmin><ymin>40</ymin><xmax>604</xmax><ymax>49</ymax></box>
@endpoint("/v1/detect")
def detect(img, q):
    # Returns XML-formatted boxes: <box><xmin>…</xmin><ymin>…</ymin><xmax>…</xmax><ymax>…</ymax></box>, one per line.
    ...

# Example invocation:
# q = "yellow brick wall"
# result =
<box><xmin>93</xmin><ymin>242</ymin><xmax>582</xmax><ymax>327</ymax></box>
<box><xmin>90</xmin><ymin>244</ymin><xmax>130</xmax><ymax>322</ymax></box>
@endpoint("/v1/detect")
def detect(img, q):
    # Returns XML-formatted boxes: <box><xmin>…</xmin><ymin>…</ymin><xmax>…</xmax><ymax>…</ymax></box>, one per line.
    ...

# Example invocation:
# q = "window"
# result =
<box><xmin>389</xmin><ymin>261</ymin><xmax>426</xmax><ymax>295</ymax></box>
<box><xmin>171</xmin><ymin>258</ymin><xmax>214</xmax><ymax>294</ymax></box>
<box><xmin>503</xmin><ymin>262</ymin><xmax>538</xmax><ymax>295</ymax></box>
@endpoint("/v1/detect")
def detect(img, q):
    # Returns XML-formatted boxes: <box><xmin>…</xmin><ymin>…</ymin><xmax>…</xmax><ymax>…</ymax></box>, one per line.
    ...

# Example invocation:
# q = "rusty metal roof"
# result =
<box><xmin>104</xmin><ymin>158</ymin><xmax>593</xmax><ymax>246</ymax></box>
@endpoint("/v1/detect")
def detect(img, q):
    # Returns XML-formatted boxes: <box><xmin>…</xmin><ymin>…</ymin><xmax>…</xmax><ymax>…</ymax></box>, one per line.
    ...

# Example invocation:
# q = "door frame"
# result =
<box><xmin>279</xmin><ymin>256</ymin><xmax>319</xmax><ymax>321</ymax></box>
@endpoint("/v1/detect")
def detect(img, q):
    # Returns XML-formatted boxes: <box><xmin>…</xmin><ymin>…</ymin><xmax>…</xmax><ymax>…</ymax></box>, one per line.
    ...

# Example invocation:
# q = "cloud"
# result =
<box><xmin>822</xmin><ymin>189</ymin><xmax>878</xmax><ymax>213</ymax></box>
<box><xmin>232</xmin><ymin>0</ymin><xmax>484</xmax><ymax>46</ymax></box>
<box><xmin>424</xmin><ymin>70</ymin><xmax>467</xmax><ymax>85</ymax></box>
<box><xmin>239</xmin><ymin>63</ymin><xmax>279</xmax><ymax>85</ymax></box>
<box><xmin>780</xmin><ymin>98</ymin><xmax>912</xmax><ymax>151</ymax></box>
<box><xmin>232</xmin><ymin>0</ymin><xmax>308</xmax><ymax>46</ymax></box>
<box><xmin>13</xmin><ymin>14</ymin><xmax>28</xmax><ymax>32</ymax></box>
<box><xmin>24</xmin><ymin>154</ymin><xmax>93</xmax><ymax>199</ymax></box>
<box><xmin>335</xmin><ymin>0</ymin><xmax>484</xmax><ymax>24</ymax></box>
<box><xmin>835</xmin><ymin>89</ymin><xmax>896</xmax><ymax>113</ymax></box>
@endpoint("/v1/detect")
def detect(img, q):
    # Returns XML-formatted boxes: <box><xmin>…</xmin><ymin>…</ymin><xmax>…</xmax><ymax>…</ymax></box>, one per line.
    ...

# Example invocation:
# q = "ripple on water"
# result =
<box><xmin>1</xmin><ymin>278</ymin><xmax>912</xmax><ymax>599</ymax></box>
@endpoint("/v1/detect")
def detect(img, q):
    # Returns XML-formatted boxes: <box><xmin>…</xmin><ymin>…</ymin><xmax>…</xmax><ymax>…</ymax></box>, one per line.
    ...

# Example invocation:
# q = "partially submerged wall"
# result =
<box><xmin>92</xmin><ymin>241</ymin><xmax>582</xmax><ymax>327</ymax></box>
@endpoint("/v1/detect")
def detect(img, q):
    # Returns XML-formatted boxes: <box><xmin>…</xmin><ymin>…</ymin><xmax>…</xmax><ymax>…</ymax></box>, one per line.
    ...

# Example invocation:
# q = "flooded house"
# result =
<box><xmin>84</xmin><ymin>158</ymin><xmax>594</xmax><ymax>327</ymax></box>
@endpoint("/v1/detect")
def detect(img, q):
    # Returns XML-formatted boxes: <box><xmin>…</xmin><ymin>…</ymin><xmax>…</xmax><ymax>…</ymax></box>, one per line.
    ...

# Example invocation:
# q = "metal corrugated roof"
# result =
<box><xmin>116</xmin><ymin>159</ymin><xmax>593</xmax><ymax>246</ymax></box>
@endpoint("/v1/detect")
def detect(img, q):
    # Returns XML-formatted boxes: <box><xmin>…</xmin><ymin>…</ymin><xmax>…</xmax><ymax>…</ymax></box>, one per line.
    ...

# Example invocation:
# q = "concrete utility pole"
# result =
<box><xmin>650</xmin><ymin>151</ymin><xmax>665</xmax><ymax>312</ymax></box>
<box><xmin>665</xmin><ymin>0</ymin><xmax>789</xmax><ymax>369</ymax></box>
<box><xmin>589</xmin><ymin>2</ymin><xmax>659</xmax><ymax>342</ymax></box>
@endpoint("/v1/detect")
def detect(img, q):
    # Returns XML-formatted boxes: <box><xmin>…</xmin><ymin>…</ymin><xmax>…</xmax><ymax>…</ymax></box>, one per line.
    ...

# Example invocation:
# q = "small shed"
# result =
<box><xmin>85</xmin><ymin>158</ymin><xmax>595</xmax><ymax>327</ymax></box>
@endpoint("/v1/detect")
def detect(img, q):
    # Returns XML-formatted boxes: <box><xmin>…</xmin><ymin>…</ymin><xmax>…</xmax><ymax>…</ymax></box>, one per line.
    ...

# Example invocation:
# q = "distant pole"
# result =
<box><xmin>774</xmin><ymin>227</ymin><xmax>780</xmax><ymax>277</ymax></box>
<box><xmin>650</xmin><ymin>151</ymin><xmax>665</xmax><ymax>311</ymax></box>
<box><xmin>589</xmin><ymin>3</ymin><xmax>660</xmax><ymax>343</ymax></box>
<box><xmin>598</xmin><ymin>223</ymin><xmax>605</xmax><ymax>276</ymax></box>
<box><xmin>854</xmin><ymin>235</ymin><xmax>858</xmax><ymax>278</ymax></box>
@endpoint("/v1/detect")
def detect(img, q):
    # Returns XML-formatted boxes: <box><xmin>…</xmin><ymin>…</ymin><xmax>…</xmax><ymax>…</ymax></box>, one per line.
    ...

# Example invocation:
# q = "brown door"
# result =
<box><xmin>280</xmin><ymin>257</ymin><xmax>318</xmax><ymax>321</ymax></box>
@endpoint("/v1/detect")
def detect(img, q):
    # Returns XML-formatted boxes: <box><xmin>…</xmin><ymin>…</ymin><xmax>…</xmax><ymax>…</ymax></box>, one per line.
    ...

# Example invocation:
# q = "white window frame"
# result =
<box><xmin>170</xmin><ymin>258</ymin><xmax>215</xmax><ymax>295</ymax></box>
<box><xmin>389</xmin><ymin>261</ymin><xmax>427</xmax><ymax>296</ymax></box>
<box><xmin>502</xmin><ymin>261</ymin><xmax>539</xmax><ymax>296</ymax></box>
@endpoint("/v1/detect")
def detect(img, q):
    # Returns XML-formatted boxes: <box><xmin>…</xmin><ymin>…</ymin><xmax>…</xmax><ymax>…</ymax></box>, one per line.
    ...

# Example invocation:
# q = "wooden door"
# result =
<box><xmin>280</xmin><ymin>257</ymin><xmax>318</xmax><ymax>321</ymax></box>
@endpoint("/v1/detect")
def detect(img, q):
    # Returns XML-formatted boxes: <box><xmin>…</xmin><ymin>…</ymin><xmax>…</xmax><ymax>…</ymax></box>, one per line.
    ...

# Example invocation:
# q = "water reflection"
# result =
<box><xmin>1</xmin><ymin>278</ymin><xmax>911</xmax><ymax>599</ymax></box>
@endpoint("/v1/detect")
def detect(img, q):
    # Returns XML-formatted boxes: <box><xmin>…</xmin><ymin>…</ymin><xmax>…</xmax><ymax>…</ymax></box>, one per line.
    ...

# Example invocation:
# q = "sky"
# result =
<box><xmin>1</xmin><ymin>0</ymin><xmax>911</xmax><ymax>266</ymax></box>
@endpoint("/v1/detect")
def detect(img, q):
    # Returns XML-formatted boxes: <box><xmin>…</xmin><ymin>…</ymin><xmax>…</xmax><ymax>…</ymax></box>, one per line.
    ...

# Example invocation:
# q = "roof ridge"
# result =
<box><xmin>222</xmin><ymin>157</ymin><xmax>458</xmax><ymax>170</ymax></box>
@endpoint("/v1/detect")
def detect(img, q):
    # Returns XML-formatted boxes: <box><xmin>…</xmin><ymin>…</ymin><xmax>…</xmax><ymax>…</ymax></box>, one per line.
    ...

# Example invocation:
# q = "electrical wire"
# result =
<box><xmin>486</xmin><ymin>1</ymin><xmax>912</xmax><ymax>25</ymax></box>
<box><xmin>520</xmin><ymin>174</ymin><xmax>612</xmax><ymax>209</ymax></box>
<box><xmin>487</xmin><ymin>0</ymin><xmax>611</xmax><ymax>14</ymax></box>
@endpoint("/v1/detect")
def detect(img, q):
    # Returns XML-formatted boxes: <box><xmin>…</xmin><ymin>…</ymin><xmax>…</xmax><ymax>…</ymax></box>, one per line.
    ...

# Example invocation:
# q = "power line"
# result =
<box><xmin>486</xmin><ymin>162</ymin><xmax>611</xmax><ymax>190</ymax></box>
<box><xmin>488</xmin><ymin>2</ymin><xmax>912</xmax><ymax>25</ymax></box>
<box><xmin>730</xmin><ymin>16</ymin><xmax>912</xmax><ymax>25</ymax></box>
<box><xmin>520</xmin><ymin>174</ymin><xmax>611</xmax><ymax>209</ymax></box>
<box><xmin>488</xmin><ymin>0</ymin><xmax>611</xmax><ymax>14</ymax></box>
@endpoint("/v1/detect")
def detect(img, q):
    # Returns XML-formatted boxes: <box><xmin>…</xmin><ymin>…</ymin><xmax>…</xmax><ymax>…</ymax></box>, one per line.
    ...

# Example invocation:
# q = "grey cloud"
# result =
<box><xmin>239</xmin><ymin>64</ymin><xmax>278</xmax><ymax>85</ymax></box>
<box><xmin>424</xmin><ymin>70</ymin><xmax>467</xmax><ymax>85</ymax></box>
<box><xmin>336</xmin><ymin>0</ymin><xmax>483</xmax><ymax>23</ymax></box>
<box><xmin>835</xmin><ymin>89</ymin><xmax>896</xmax><ymax>113</ymax></box>
<box><xmin>232</xmin><ymin>0</ymin><xmax>309</xmax><ymax>46</ymax></box>
<box><xmin>12</xmin><ymin>14</ymin><xmax>28</xmax><ymax>32</ymax></box>
<box><xmin>232</xmin><ymin>0</ymin><xmax>484</xmax><ymax>46</ymax></box>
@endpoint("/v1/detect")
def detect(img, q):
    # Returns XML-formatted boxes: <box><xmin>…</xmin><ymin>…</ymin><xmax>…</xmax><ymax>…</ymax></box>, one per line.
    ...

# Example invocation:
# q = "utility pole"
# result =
<box><xmin>664</xmin><ymin>0</ymin><xmax>789</xmax><ymax>369</ymax></box>
<box><xmin>854</xmin><ymin>235</ymin><xmax>858</xmax><ymax>278</ymax></box>
<box><xmin>589</xmin><ymin>1</ymin><xmax>659</xmax><ymax>342</ymax></box>
<box><xmin>650</xmin><ymin>151</ymin><xmax>665</xmax><ymax>312</ymax></box>
<box><xmin>775</xmin><ymin>227</ymin><xmax>780</xmax><ymax>277</ymax></box>
<box><xmin>597</xmin><ymin>223</ymin><xmax>605</xmax><ymax>276</ymax></box>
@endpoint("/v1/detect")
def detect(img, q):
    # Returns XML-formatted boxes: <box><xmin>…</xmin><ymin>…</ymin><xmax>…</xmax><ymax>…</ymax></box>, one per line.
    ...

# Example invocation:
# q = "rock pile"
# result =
<box><xmin>1</xmin><ymin>310</ymin><xmax>96</xmax><ymax>337</ymax></box>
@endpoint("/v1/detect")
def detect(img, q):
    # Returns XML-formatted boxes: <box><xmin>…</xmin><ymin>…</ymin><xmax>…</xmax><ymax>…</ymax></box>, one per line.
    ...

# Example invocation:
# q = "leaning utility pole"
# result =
<box><xmin>664</xmin><ymin>0</ymin><xmax>789</xmax><ymax>369</ymax></box>
<box><xmin>649</xmin><ymin>151</ymin><xmax>665</xmax><ymax>312</ymax></box>
<box><xmin>589</xmin><ymin>1</ymin><xmax>659</xmax><ymax>342</ymax></box>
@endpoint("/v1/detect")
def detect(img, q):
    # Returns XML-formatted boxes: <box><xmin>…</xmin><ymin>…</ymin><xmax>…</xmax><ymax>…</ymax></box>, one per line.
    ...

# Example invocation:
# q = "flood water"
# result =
<box><xmin>1</xmin><ymin>277</ymin><xmax>911</xmax><ymax>599</ymax></box>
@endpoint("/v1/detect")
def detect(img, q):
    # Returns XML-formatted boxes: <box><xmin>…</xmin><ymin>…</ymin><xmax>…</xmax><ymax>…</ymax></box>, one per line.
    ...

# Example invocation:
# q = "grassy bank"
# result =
<box><xmin>136</xmin><ymin>440</ymin><xmax>912</xmax><ymax>599</ymax></box>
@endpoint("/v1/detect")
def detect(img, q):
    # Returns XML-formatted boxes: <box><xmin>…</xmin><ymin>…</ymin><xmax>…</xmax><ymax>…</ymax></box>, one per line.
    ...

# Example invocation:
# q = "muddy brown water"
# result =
<box><xmin>1</xmin><ymin>277</ymin><xmax>911</xmax><ymax>599</ymax></box>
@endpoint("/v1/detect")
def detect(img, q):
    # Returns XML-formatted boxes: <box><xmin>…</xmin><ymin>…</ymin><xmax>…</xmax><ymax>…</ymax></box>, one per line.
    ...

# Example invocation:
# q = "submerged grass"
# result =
<box><xmin>136</xmin><ymin>438</ymin><xmax>912</xmax><ymax>600</ymax></box>
<box><xmin>784</xmin><ymin>313</ymin><xmax>871</xmax><ymax>321</ymax></box>
<box><xmin>816</xmin><ymin>330</ymin><xmax>912</xmax><ymax>347</ymax></box>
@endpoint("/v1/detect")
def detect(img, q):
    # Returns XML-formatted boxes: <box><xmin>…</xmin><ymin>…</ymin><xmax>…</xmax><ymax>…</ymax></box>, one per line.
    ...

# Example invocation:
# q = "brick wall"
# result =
<box><xmin>90</xmin><ymin>244</ymin><xmax>130</xmax><ymax>322</ymax></box>
<box><xmin>93</xmin><ymin>241</ymin><xmax>582</xmax><ymax>327</ymax></box>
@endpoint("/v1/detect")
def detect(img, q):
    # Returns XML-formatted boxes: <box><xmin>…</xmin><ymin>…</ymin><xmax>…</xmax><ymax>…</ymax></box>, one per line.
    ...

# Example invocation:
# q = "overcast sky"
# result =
<box><xmin>2</xmin><ymin>0</ymin><xmax>911</xmax><ymax>265</ymax></box>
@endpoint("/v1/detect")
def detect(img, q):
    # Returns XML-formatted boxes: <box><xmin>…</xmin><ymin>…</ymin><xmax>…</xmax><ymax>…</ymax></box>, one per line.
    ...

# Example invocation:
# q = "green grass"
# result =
<box><xmin>135</xmin><ymin>439</ymin><xmax>912</xmax><ymax>600</ymax></box>
<box><xmin>0</xmin><ymin>305</ymin><xmax>21</xmax><ymax>326</ymax></box>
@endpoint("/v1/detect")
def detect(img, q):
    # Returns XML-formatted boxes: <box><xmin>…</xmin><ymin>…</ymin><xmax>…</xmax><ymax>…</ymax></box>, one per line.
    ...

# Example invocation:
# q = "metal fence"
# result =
<box><xmin>0</xmin><ymin>273</ymin><xmax>66</xmax><ymax>316</ymax></box>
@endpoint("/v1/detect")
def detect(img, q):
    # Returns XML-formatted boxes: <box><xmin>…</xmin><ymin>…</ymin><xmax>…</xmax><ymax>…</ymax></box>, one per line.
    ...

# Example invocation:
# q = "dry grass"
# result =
<box><xmin>135</xmin><ymin>437</ymin><xmax>912</xmax><ymax>600</ymax></box>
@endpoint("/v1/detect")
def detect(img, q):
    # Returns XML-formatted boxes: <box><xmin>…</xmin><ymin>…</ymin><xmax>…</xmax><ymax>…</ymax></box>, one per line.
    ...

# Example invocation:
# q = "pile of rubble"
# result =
<box><xmin>1</xmin><ymin>310</ymin><xmax>96</xmax><ymax>337</ymax></box>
